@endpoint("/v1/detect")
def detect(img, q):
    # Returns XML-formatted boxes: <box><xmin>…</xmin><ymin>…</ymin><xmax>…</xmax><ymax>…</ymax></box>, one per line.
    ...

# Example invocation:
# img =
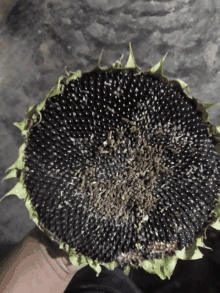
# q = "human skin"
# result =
<box><xmin>0</xmin><ymin>226</ymin><xmax>86</xmax><ymax>293</ymax></box>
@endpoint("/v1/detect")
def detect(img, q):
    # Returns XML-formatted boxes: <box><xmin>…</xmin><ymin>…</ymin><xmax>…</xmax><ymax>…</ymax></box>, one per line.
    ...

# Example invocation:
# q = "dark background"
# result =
<box><xmin>0</xmin><ymin>0</ymin><xmax>220</xmax><ymax>292</ymax></box>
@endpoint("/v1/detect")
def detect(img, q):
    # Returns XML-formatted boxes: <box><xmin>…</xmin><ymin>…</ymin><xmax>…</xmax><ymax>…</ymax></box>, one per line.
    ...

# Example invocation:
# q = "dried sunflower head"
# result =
<box><xmin>3</xmin><ymin>44</ymin><xmax>220</xmax><ymax>279</ymax></box>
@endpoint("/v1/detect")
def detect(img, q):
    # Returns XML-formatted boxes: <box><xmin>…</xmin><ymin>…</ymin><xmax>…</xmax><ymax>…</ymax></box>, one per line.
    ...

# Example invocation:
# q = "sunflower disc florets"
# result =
<box><xmin>3</xmin><ymin>44</ymin><xmax>220</xmax><ymax>279</ymax></box>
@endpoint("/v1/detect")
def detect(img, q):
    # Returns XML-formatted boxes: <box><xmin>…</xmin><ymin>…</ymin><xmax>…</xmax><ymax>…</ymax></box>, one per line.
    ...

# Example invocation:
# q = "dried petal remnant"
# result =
<box><xmin>23</xmin><ymin>69</ymin><xmax>220</xmax><ymax>268</ymax></box>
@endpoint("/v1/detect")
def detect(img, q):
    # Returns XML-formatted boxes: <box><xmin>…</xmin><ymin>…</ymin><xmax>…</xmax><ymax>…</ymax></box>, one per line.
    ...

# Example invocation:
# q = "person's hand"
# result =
<box><xmin>29</xmin><ymin>226</ymin><xmax>87</xmax><ymax>276</ymax></box>
<box><xmin>0</xmin><ymin>225</ymin><xmax>87</xmax><ymax>293</ymax></box>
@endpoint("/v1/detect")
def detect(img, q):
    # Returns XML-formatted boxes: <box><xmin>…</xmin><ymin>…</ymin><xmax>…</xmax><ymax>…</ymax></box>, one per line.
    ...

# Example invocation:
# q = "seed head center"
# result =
<box><xmin>77</xmin><ymin>127</ymin><xmax>173</xmax><ymax>223</ymax></box>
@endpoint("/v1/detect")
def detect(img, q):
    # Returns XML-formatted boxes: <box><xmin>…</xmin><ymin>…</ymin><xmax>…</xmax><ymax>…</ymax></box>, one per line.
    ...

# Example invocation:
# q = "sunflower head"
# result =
<box><xmin>3</xmin><ymin>44</ymin><xmax>220</xmax><ymax>279</ymax></box>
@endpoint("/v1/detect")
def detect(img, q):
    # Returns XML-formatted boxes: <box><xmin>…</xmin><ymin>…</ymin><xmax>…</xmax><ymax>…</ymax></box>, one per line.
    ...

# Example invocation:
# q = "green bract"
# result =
<box><xmin>2</xmin><ymin>44</ymin><xmax>220</xmax><ymax>279</ymax></box>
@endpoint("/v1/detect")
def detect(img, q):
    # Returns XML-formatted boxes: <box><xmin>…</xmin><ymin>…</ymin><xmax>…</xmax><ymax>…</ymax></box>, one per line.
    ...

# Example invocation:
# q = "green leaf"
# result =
<box><xmin>148</xmin><ymin>52</ymin><xmax>168</xmax><ymax>77</ymax></box>
<box><xmin>64</xmin><ymin>70</ymin><xmax>82</xmax><ymax>84</ymax></box>
<box><xmin>14</xmin><ymin>121</ymin><xmax>25</xmax><ymax>132</ymax></box>
<box><xmin>87</xmin><ymin>259</ymin><xmax>102</xmax><ymax>276</ymax></box>
<box><xmin>196</xmin><ymin>102</ymin><xmax>209</xmax><ymax>123</ymax></box>
<box><xmin>78</xmin><ymin>254</ymin><xmax>87</xmax><ymax>266</ymax></box>
<box><xmin>142</xmin><ymin>259</ymin><xmax>158</xmax><ymax>277</ymax></box>
<box><xmin>171</xmin><ymin>78</ymin><xmax>190</xmax><ymax>92</ymax></box>
<box><xmin>31</xmin><ymin>217</ymin><xmax>39</xmax><ymax>225</ymax></box>
<box><xmin>176</xmin><ymin>241</ymin><xmax>203</xmax><ymax>260</ymax></box>
<box><xmin>195</xmin><ymin>237</ymin><xmax>212</xmax><ymax>250</ymax></box>
<box><xmin>66</xmin><ymin>251</ymin><xmax>84</xmax><ymax>265</ymax></box>
<box><xmin>57</xmin><ymin>76</ymin><xmax>65</xmax><ymax>94</ymax></box>
<box><xmin>59</xmin><ymin>242</ymin><xmax>70</xmax><ymax>254</ymax></box>
<box><xmin>105</xmin><ymin>261</ymin><xmax>116</xmax><ymax>270</ymax></box>
<box><xmin>124</xmin><ymin>266</ymin><xmax>130</xmax><ymax>275</ymax></box>
<box><xmin>142</xmin><ymin>254</ymin><xmax>178</xmax><ymax>280</ymax></box>
<box><xmin>97</xmin><ymin>49</ymin><xmax>104</xmax><ymax>68</ymax></box>
<box><xmin>211</xmin><ymin>198</ymin><xmax>220</xmax><ymax>229</ymax></box>
<box><xmin>3</xmin><ymin>169</ymin><xmax>17</xmax><ymax>180</ymax></box>
<box><xmin>4</xmin><ymin>144</ymin><xmax>26</xmax><ymax>178</ymax></box>
<box><xmin>59</xmin><ymin>242</ymin><xmax>88</xmax><ymax>266</ymax></box>
<box><xmin>210</xmin><ymin>125</ymin><xmax>220</xmax><ymax>136</ymax></box>
<box><xmin>44</xmin><ymin>70</ymin><xmax>82</xmax><ymax>101</ymax></box>
<box><xmin>59</xmin><ymin>243</ymin><xmax>65</xmax><ymax>250</ymax></box>
<box><xmin>142</xmin><ymin>259</ymin><xmax>165</xmax><ymax>280</ymax></box>
<box><xmin>203</xmin><ymin>122</ymin><xmax>220</xmax><ymax>150</ymax></box>
<box><xmin>163</xmin><ymin>254</ymin><xmax>179</xmax><ymax>279</ymax></box>
<box><xmin>211</xmin><ymin>219</ymin><xmax>220</xmax><ymax>230</ymax></box>
<box><xmin>61</xmin><ymin>243</ymin><xmax>88</xmax><ymax>267</ymax></box>
<box><xmin>46</xmin><ymin>82</ymin><xmax>61</xmax><ymax>100</ymax></box>
<box><xmin>69</xmin><ymin>255</ymin><xmax>80</xmax><ymax>266</ymax></box>
<box><xmin>203</xmin><ymin>103</ymin><xmax>217</xmax><ymax>111</ymax></box>
<box><xmin>124</xmin><ymin>42</ymin><xmax>136</xmax><ymax>69</ymax></box>
<box><xmin>5</xmin><ymin>181</ymin><xmax>27</xmax><ymax>199</ymax></box>
<box><xmin>112</xmin><ymin>59</ymin><xmax>123</xmax><ymax>69</ymax></box>
<box><xmin>25</xmin><ymin>197</ymin><xmax>38</xmax><ymax>221</ymax></box>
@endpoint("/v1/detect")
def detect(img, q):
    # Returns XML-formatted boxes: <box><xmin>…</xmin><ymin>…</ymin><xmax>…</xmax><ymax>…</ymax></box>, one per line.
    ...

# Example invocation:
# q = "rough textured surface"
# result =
<box><xmin>23</xmin><ymin>68</ymin><xmax>220</xmax><ymax>268</ymax></box>
<box><xmin>0</xmin><ymin>0</ymin><xmax>220</xmax><ymax>292</ymax></box>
